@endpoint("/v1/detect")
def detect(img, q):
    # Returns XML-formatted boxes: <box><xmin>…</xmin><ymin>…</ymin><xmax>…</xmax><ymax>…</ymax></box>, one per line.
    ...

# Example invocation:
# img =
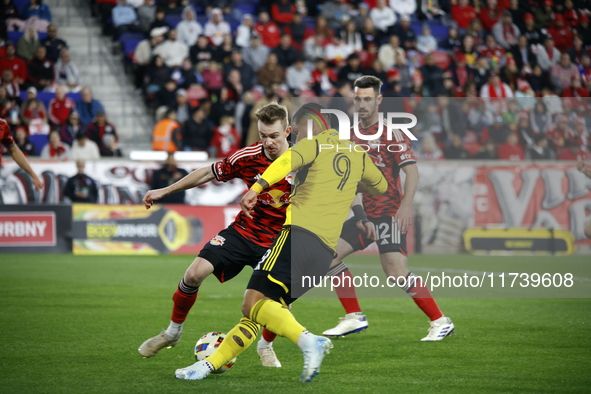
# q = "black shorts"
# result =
<box><xmin>340</xmin><ymin>215</ymin><xmax>407</xmax><ymax>255</ymax></box>
<box><xmin>198</xmin><ymin>226</ymin><xmax>269</xmax><ymax>283</ymax></box>
<box><xmin>247</xmin><ymin>226</ymin><xmax>334</xmax><ymax>305</ymax></box>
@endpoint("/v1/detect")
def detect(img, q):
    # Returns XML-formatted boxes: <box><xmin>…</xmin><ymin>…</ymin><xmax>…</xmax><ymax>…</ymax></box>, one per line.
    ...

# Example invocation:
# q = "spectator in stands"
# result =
<box><xmin>510</xmin><ymin>35</ymin><xmax>535</xmax><ymax>71</ymax></box>
<box><xmin>204</xmin><ymin>8</ymin><xmax>231</xmax><ymax>47</ymax></box>
<box><xmin>391</xmin><ymin>14</ymin><xmax>416</xmax><ymax>50</ymax></box>
<box><xmin>14</xmin><ymin>126</ymin><xmax>36</xmax><ymax>156</ymax></box>
<box><xmin>440</xmin><ymin>27</ymin><xmax>462</xmax><ymax>52</ymax></box>
<box><xmin>3</xmin><ymin>0</ymin><xmax>26</xmax><ymax>32</ymax></box>
<box><xmin>226</xmin><ymin>69</ymin><xmax>244</xmax><ymax>102</ymax></box>
<box><xmin>213</xmin><ymin>33</ymin><xmax>234</xmax><ymax>64</ymax></box>
<box><xmin>149</xmin><ymin>7</ymin><xmax>169</xmax><ymax>32</ymax></box>
<box><xmin>338</xmin><ymin>53</ymin><xmax>364</xmax><ymax>85</ymax></box>
<box><xmin>236</xmin><ymin>14</ymin><xmax>254</xmax><ymax>48</ymax></box>
<box><xmin>557</xmin><ymin>139</ymin><xmax>584</xmax><ymax>161</ymax></box>
<box><xmin>322</xmin><ymin>0</ymin><xmax>352</xmax><ymax>30</ymax></box>
<box><xmin>149</xmin><ymin>152</ymin><xmax>188</xmax><ymax>203</ymax></box>
<box><xmin>449</xmin><ymin>53</ymin><xmax>472</xmax><ymax>93</ymax></box>
<box><xmin>458</xmin><ymin>35</ymin><xmax>478</xmax><ymax>68</ymax></box>
<box><xmin>257</xmin><ymin>52</ymin><xmax>284</xmax><ymax>88</ymax></box>
<box><xmin>22</xmin><ymin>0</ymin><xmax>52</xmax><ymax>23</ymax></box>
<box><xmin>516</xmin><ymin>112</ymin><xmax>535</xmax><ymax>148</ymax></box>
<box><xmin>242</xmin><ymin>34</ymin><xmax>269</xmax><ymax>72</ymax></box>
<box><xmin>326</xmin><ymin>34</ymin><xmax>352</xmax><ymax>68</ymax></box>
<box><xmin>41</xmin><ymin>24</ymin><xmax>67</xmax><ymax>63</ymax></box>
<box><xmin>71</xmin><ymin>131</ymin><xmax>101</xmax><ymax>161</ymax></box>
<box><xmin>17</xmin><ymin>27</ymin><xmax>40</xmax><ymax>61</ymax></box>
<box><xmin>311</xmin><ymin>57</ymin><xmax>336</xmax><ymax>96</ymax></box>
<box><xmin>479</xmin><ymin>34</ymin><xmax>506</xmax><ymax>69</ymax></box>
<box><xmin>378</xmin><ymin>35</ymin><xmax>404</xmax><ymax>71</ymax></box>
<box><xmin>341</xmin><ymin>20</ymin><xmax>362</xmax><ymax>53</ymax></box>
<box><xmin>60</xmin><ymin>110</ymin><xmax>83</xmax><ymax>145</ymax></box>
<box><xmin>137</xmin><ymin>0</ymin><xmax>155</xmax><ymax>33</ymax></box>
<box><xmin>417</xmin><ymin>25</ymin><xmax>438</xmax><ymax>54</ymax></box>
<box><xmin>154</xmin><ymin>79</ymin><xmax>177</xmax><ymax>112</ymax></box>
<box><xmin>352</xmin><ymin>2</ymin><xmax>369</xmax><ymax>30</ymax></box>
<box><xmin>418</xmin><ymin>0</ymin><xmax>445</xmax><ymax>20</ymax></box>
<box><xmin>48</xmin><ymin>86</ymin><xmax>74</xmax><ymax>127</ymax></box>
<box><xmin>0</xmin><ymin>86</ymin><xmax>20</xmax><ymax>128</ymax></box>
<box><xmin>565</xmin><ymin>35</ymin><xmax>585</xmax><ymax>66</ymax></box>
<box><xmin>54</xmin><ymin>49</ymin><xmax>81</xmax><ymax>92</ymax></box>
<box><xmin>480</xmin><ymin>72</ymin><xmax>514</xmax><ymax>99</ymax></box>
<box><xmin>209</xmin><ymin>87</ymin><xmax>236</xmax><ymax>125</ymax></box>
<box><xmin>312</xmin><ymin>15</ymin><xmax>333</xmax><ymax>41</ymax></box>
<box><xmin>359</xmin><ymin>17</ymin><xmax>378</xmax><ymax>48</ymax></box>
<box><xmin>479</xmin><ymin>0</ymin><xmax>501</xmax><ymax>32</ymax></box>
<box><xmin>444</xmin><ymin>134</ymin><xmax>470</xmax><ymax>159</ymax></box>
<box><xmin>417</xmin><ymin>134</ymin><xmax>444</xmax><ymax>160</ymax></box>
<box><xmin>487</xmin><ymin>116</ymin><xmax>512</xmax><ymax>144</ymax></box>
<box><xmin>286</xmin><ymin>57</ymin><xmax>311</xmax><ymax>95</ymax></box>
<box><xmin>175</xmin><ymin>58</ymin><xmax>201</xmax><ymax>90</ymax></box>
<box><xmin>254</xmin><ymin>11</ymin><xmax>281</xmax><ymax>49</ymax></box>
<box><xmin>370</xmin><ymin>0</ymin><xmax>396</xmax><ymax>36</ymax></box>
<box><xmin>144</xmin><ymin>54</ymin><xmax>170</xmax><ymax>95</ymax></box>
<box><xmin>474</xmin><ymin>140</ymin><xmax>498</xmax><ymax>159</ymax></box>
<box><xmin>1</xmin><ymin>70</ymin><xmax>20</xmax><ymax>107</ymax></box>
<box><xmin>522</xmin><ymin>13</ymin><xmax>545</xmax><ymax>46</ymax></box>
<box><xmin>271</xmin><ymin>0</ymin><xmax>297</xmax><ymax>29</ymax></box>
<box><xmin>526</xmin><ymin>133</ymin><xmax>554</xmax><ymax>160</ymax></box>
<box><xmin>133</xmin><ymin>27</ymin><xmax>166</xmax><ymax>88</ymax></box>
<box><xmin>182</xmin><ymin>106</ymin><xmax>212</xmax><ymax>152</ymax></box>
<box><xmin>64</xmin><ymin>161</ymin><xmax>99</xmax><ymax>203</ymax></box>
<box><xmin>153</xmin><ymin>28</ymin><xmax>188</xmax><ymax>68</ymax></box>
<box><xmin>526</xmin><ymin>64</ymin><xmax>549</xmax><ymax>95</ymax></box>
<box><xmin>163</xmin><ymin>0</ymin><xmax>181</xmax><ymax>16</ymax></box>
<box><xmin>497</xmin><ymin>133</ymin><xmax>525</xmax><ymax>161</ymax></box>
<box><xmin>576</xmin><ymin>15</ymin><xmax>590</xmax><ymax>46</ymax></box>
<box><xmin>273</xmin><ymin>34</ymin><xmax>298</xmax><ymax>68</ymax></box>
<box><xmin>189</xmin><ymin>34</ymin><xmax>215</xmax><ymax>67</ymax></box>
<box><xmin>420</xmin><ymin>53</ymin><xmax>445</xmax><ymax>96</ymax></box>
<box><xmin>76</xmin><ymin>88</ymin><xmax>105</xmax><ymax>126</ymax></box>
<box><xmin>201</xmin><ymin>60</ymin><xmax>224</xmax><ymax>93</ymax></box>
<box><xmin>112</xmin><ymin>0</ymin><xmax>142</xmax><ymax>37</ymax></box>
<box><xmin>0</xmin><ymin>43</ymin><xmax>27</xmax><ymax>87</ymax></box>
<box><xmin>530</xmin><ymin>100</ymin><xmax>551</xmax><ymax>134</ymax></box>
<box><xmin>40</xmin><ymin>129</ymin><xmax>71</xmax><ymax>160</ymax></box>
<box><xmin>492</xmin><ymin>10</ymin><xmax>520</xmax><ymax>50</ymax></box>
<box><xmin>286</xmin><ymin>13</ymin><xmax>309</xmax><ymax>52</ymax></box>
<box><xmin>86</xmin><ymin>110</ymin><xmax>121</xmax><ymax>157</ymax></box>
<box><xmin>223</xmin><ymin>50</ymin><xmax>256</xmax><ymax>91</ymax></box>
<box><xmin>303</xmin><ymin>33</ymin><xmax>325</xmax><ymax>65</ymax></box>
<box><xmin>152</xmin><ymin>109</ymin><xmax>182</xmax><ymax>152</ymax></box>
<box><xmin>170</xmin><ymin>88</ymin><xmax>192</xmax><ymax>124</ymax></box>
<box><xmin>177</xmin><ymin>6</ymin><xmax>202</xmax><ymax>47</ymax></box>
<box><xmin>203</xmin><ymin>0</ymin><xmax>234</xmax><ymax>17</ymax></box>
<box><xmin>551</xmin><ymin>53</ymin><xmax>580</xmax><ymax>92</ymax></box>
<box><xmin>451</xmin><ymin>0</ymin><xmax>476</xmax><ymax>31</ymax></box>
<box><xmin>27</xmin><ymin>46</ymin><xmax>54</xmax><ymax>91</ymax></box>
<box><xmin>547</xmin><ymin>14</ymin><xmax>573</xmax><ymax>53</ymax></box>
<box><xmin>210</xmin><ymin>115</ymin><xmax>240</xmax><ymax>158</ymax></box>
<box><xmin>367</xmin><ymin>57</ymin><xmax>387</xmax><ymax>86</ymax></box>
<box><xmin>501</xmin><ymin>57</ymin><xmax>519</xmax><ymax>91</ymax></box>
<box><xmin>563</xmin><ymin>76</ymin><xmax>590</xmax><ymax>98</ymax></box>
<box><xmin>22</xmin><ymin>93</ymin><xmax>48</xmax><ymax>133</ymax></box>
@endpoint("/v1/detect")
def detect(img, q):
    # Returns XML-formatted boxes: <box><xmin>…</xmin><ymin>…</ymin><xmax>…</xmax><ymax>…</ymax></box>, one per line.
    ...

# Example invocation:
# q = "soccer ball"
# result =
<box><xmin>194</xmin><ymin>332</ymin><xmax>236</xmax><ymax>374</ymax></box>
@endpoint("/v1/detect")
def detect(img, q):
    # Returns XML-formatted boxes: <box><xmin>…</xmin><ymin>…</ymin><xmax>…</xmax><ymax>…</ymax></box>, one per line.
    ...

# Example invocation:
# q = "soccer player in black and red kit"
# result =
<box><xmin>322</xmin><ymin>76</ymin><xmax>454</xmax><ymax>341</ymax></box>
<box><xmin>138</xmin><ymin>103</ymin><xmax>290</xmax><ymax>366</ymax></box>
<box><xmin>0</xmin><ymin>118</ymin><xmax>44</xmax><ymax>193</ymax></box>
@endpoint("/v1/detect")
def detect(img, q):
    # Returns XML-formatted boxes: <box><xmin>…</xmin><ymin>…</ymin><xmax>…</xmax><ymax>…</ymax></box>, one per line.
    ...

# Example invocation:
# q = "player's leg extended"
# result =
<box><xmin>323</xmin><ymin>238</ymin><xmax>369</xmax><ymax>337</ymax></box>
<box><xmin>380</xmin><ymin>252</ymin><xmax>454</xmax><ymax>341</ymax></box>
<box><xmin>138</xmin><ymin>257</ymin><xmax>213</xmax><ymax>357</ymax></box>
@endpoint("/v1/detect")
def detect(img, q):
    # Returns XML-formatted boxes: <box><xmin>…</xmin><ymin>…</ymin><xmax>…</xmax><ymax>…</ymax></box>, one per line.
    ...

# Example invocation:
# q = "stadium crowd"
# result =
<box><xmin>1</xmin><ymin>0</ymin><xmax>591</xmax><ymax>160</ymax></box>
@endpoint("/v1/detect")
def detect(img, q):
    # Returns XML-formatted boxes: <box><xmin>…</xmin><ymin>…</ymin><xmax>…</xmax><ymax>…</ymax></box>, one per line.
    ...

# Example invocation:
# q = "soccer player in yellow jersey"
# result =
<box><xmin>174</xmin><ymin>103</ymin><xmax>388</xmax><ymax>383</ymax></box>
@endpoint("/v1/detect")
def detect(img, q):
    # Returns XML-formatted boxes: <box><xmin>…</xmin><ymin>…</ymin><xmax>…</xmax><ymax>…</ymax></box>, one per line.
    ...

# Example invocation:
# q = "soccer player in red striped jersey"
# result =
<box><xmin>0</xmin><ymin>118</ymin><xmax>44</xmax><ymax>192</ymax></box>
<box><xmin>138</xmin><ymin>103</ymin><xmax>291</xmax><ymax>365</ymax></box>
<box><xmin>323</xmin><ymin>76</ymin><xmax>454</xmax><ymax>341</ymax></box>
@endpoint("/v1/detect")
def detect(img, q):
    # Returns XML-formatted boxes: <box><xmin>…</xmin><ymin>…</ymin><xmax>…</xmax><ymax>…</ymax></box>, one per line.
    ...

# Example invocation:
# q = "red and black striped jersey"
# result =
<box><xmin>212</xmin><ymin>142</ymin><xmax>291</xmax><ymax>248</ymax></box>
<box><xmin>0</xmin><ymin>118</ymin><xmax>15</xmax><ymax>165</ymax></box>
<box><xmin>351</xmin><ymin>119</ymin><xmax>417</xmax><ymax>218</ymax></box>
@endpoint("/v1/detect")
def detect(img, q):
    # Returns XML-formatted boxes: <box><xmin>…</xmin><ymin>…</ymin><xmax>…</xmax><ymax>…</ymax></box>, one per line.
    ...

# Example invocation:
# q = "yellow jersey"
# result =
<box><xmin>256</xmin><ymin>129</ymin><xmax>388</xmax><ymax>250</ymax></box>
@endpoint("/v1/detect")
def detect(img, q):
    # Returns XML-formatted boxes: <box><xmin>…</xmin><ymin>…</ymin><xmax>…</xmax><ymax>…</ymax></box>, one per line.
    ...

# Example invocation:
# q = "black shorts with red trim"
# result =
<box><xmin>339</xmin><ymin>215</ymin><xmax>407</xmax><ymax>255</ymax></box>
<box><xmin>198</xmin><ymin>226</ymin><xmax>268</xmax><ymax>283</ymax></box>
<box><xmin>247</xmin><ymin>226</ymin><xmax>334</xmax><ymax>305</ymax></box>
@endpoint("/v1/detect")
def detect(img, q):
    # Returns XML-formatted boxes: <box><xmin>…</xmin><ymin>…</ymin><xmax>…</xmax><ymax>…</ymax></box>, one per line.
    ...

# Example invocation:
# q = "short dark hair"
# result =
<box><xmin>353</xmin><ymin>75</ymin><xmax>382</xmax><ymax>94</ymax></box>
<box><xmin>292</xmin><ymin>103</ymin><xmax>331</xmax><ymax>129</ymax></box>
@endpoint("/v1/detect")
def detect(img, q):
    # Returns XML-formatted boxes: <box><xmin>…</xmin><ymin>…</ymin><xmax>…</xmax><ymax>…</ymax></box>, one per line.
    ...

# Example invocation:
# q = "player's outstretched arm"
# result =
<box><xmin>7</xmin><ymin>144</ymin><xmax>43</xmax><ymax>191</ymax></box>
<box><xmin>396</xmin><ymin>163</ymin><xmax>419</xmax><ymax>234</ymax></box>
<box><xmin>143</xmin><ymin>166</ymin><xmax>215</xmax><ymax>209</ymax></box>
<box><xmin>577</xmin><ymin>161</ymin><xmax>591</xmax><ymax>179</ymax></box>
<box><xmin>360</xmin><ymin>153</ymin><xmax>388</xmax><ymax>196</ymax></box>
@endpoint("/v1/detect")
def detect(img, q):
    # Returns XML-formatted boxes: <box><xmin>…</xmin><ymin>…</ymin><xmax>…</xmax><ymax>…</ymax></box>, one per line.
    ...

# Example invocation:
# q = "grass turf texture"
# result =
<box><xmin>1</xmin><ymin>254</ymin><xmax>590</xmax><ymax>393</ymax></box>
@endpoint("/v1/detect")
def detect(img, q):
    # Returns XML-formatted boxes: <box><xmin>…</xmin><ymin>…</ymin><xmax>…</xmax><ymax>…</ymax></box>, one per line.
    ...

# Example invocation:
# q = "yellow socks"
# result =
<box><xmin>206</xmin><ymin>318</ymin><xmax>260</xmax><ymax>370</ymax></box>
<box><xmin>250</xmin><ymin>299</ymin><xmax>306</xmax><ymax>344</ymax></box>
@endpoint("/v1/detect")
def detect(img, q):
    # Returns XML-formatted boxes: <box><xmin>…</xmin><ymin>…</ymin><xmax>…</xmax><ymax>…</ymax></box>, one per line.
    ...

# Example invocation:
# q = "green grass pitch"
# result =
<box><xmin>1</xmin><ymin>254</ymin><xmax>590</xmax><ymax>393</ymax></box>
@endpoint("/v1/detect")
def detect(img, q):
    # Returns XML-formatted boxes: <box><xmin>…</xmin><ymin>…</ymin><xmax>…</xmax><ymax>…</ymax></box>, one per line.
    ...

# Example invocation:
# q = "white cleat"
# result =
<box><xmin>174</xmin><ymin>360</ymin><xmax>215</xmax><ymax>380</ymax></box>
<box><xmin>300</xmin><ymin>335</ymin><xmax>333</xmax><ymax>383</ymax></box>
<box><xmin>421</xmin><ymin>317</ymin><xmax>454</xmax><ymax>341</ymax></box>
<box><xmin>322</xmin><ymin>313</ymin><xmax>368</xmax><ymax>337</ymax></box>
<box><xmin>258</xmin><ymin>346</ymin><xmax>282</xmax><ymax>367</ymax></box>
<box><xmin>138</xmin><ymin>331</ymin><xmax>181</xmax><ymax>358</ymax></box>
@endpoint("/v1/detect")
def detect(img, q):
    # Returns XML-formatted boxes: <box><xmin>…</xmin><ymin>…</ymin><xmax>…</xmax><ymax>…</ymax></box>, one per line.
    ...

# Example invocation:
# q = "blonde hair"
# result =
<box><xmin>255</xmin><ymin>102</ymin><xmax>289</xmax><ymax>130</ymax></box>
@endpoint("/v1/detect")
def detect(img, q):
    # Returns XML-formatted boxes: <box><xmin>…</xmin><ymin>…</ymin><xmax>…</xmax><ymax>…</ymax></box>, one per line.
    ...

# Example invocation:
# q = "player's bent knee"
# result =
<box><xmin>184</xmin><ymin>257</ymin><xmax>215</xmax><ymax>287</ymax></box>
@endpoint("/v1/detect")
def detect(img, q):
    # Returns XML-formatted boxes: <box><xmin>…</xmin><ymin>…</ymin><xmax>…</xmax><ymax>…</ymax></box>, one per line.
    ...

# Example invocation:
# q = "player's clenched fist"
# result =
<box><xmin>143</xmin><ymin>188</ymin><xmax>168</xmax><ymax>209</ymax></box>
<box><xmin>240</xmin><ymin>189</ymin><xmax>258</xmax><ymax>219</ymax></box>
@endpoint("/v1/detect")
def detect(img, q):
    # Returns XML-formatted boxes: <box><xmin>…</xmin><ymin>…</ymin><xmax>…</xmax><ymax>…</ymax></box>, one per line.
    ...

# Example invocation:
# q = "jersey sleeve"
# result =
<box><xmin>260</xmin><ymin>137</ymin><xmax>318</xmax><ymax>187</ymax></box>
<box><xmin>361</xmin><ymin>152</ymin><xmax>388</xmax><ymax>196</ymax></box>
<box><xmin>394</xmin><ymin>134</ymin><xmax>417</xmax><ymax>168</ymax></box>
<box><xmin>211</xmin><ymin>157</ymin><xmax>244</xmax><ymax>182</ymax></box>
<box><xmin>0</xmin><ymin>120</ymin><xmax>15</xmax><ymax>149</ymax></box>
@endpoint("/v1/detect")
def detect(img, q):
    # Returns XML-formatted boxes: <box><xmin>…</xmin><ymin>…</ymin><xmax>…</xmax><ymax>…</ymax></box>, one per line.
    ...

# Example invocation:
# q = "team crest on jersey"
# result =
<box><xmin>285</xmin><ymin>172</ymin><xmax>295</xmax><ymax>185</ymax></box>
<box><xmin>210</xmin><ymin>235</ymin><xmax>226</xmax><ymax>246</ymax></box>
<box><xmin>258</xmin><ymin>189</ymin><xmax>290</xmax><ymax>208</ymax></box>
